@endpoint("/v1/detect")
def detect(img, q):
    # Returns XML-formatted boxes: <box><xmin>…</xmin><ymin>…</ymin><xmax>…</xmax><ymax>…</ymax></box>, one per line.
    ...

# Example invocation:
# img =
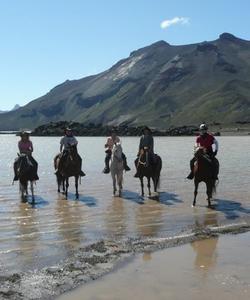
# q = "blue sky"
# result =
<box><xmin>0</xmin><ymin>0</ymin><xmax>249</xmax><ymax>110</ymax></box>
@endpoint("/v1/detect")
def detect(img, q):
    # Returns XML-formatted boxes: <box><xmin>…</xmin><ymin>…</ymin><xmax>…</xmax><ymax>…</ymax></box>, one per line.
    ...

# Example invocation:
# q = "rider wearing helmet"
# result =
<box><xmin>13</xmin><ymin>131</ymin><xmax>39</xmax><ymax>181</ymax></box>
<box><xmin>56</xmin><ymin>128</ymin><xmax>85</xmax><ymax>176</ymax></box>
<box><xmin>103</xmin><ymin>128</ymin><xmax>130</xmax><ymax>174</ymax></box>
<box><xmin>134</xmin><ymin>126</ymin><xmax>155</xmax><ymax>177</ymax></box>
<box><xmin>187</xmin><ymin>123</ymin><xmax>219</xmax><ymax>180</ymax></box>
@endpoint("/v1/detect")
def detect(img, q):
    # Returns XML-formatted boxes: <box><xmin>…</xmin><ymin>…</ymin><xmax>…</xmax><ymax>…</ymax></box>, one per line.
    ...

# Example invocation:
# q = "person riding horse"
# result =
<box><xmin>56</xmin><ymin>128</ymin><xmax>85</xmax><ymax>177</ymax></box>
<box><xmin>13</xmin><ymin>131</ymin><xmax>39</xmax><ymax>181</ymax></box>
<box><xmin>187</xmin><ymin>124</ymin><xmax>219</xmax><ymax>180</ymax></box>
<box><xmin>134</xmin><ymin>126</ymin><xmax>155</xmax><ymax>178</ymax></box>
<box><xmin>103</xmin><ymin>128</ymin><xmax>130</xmax><ymax>174</ymax></box>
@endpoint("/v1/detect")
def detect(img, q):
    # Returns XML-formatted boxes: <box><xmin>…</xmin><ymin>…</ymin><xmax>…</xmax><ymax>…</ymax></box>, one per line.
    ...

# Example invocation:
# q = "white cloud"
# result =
<box><xmin>161</xmin><ymin>17</ymin><xmax>190</xmax><ymax>29</ymax></box>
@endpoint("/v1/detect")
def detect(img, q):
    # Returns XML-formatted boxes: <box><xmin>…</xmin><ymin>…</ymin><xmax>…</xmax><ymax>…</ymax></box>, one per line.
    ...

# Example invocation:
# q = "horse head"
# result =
<box><xmin>112</xmin><ymin>143</ymin><xmax>123</xmax><ymax>162</ymax></box>
<box><xmin>194</xmin><ymin>147</ymin><xmax>206</xmax><ymax>159</ymax></box>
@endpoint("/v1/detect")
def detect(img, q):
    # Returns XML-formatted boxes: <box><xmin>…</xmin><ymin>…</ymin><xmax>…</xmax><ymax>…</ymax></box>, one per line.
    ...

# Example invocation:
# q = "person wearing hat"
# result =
<box><xmin>187</xmin><ymin>123</ymin><xmax>219</xmax><ymax>180</ymax></box>
<box><xmin>103</xmin><ymin>128</ymin><xmax>130</xmax><ymax>174</ymax></box>
<box><xmin>13</xmin><ymin>131</ymin><xmax>39</xmax><ymax>181</ymax></box>
<box><xmin>134</xmin><ymin>126</ymin><xmax>154</xmax><ymax>177</ymax></box>
<box><xmin>56</xmin><ymin>128</ymin><xmax>85</xmax><ymax>176</ymax></box>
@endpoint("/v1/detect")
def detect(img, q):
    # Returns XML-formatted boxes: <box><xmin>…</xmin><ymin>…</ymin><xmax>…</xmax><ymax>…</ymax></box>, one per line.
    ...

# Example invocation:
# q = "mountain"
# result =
<box><xmin>0</xmin><ymin>104</ymin><xmax>20</xmax><ymax>114</ymax></box>
<box><xmin>0</xmin><ymin>33</ymin><xmax>250</xmax><ymax>130</ymax></box>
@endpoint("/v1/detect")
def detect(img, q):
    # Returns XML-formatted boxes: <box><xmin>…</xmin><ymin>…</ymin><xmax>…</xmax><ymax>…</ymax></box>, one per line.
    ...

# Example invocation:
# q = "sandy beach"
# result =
<box><xmin>58</xmin><ymin>232</ymin><xmax>250</xmax><ymax>300</ymax></box>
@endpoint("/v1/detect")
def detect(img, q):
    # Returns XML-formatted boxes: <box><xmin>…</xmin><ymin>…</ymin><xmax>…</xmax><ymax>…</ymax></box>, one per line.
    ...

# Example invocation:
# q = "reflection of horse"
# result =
<box><xmin>110</xmin><ymin>143</ymin><xmax>123</xmax><ymax>197</ymax></box>
<box><xmin>54</xmin><ymin>145</ymin><xmax>81</xmax><ymax>199</ymax></box>
<box><xmin>17</xmin><ymin>154</ymin><xmax>37</xmax><ymax>202</ymax></box>
<box><xmin>135</xmin><ymin>148</ymin><xmax>162</xmax><ymax>197</ymax></box>
<box><xmin>192</xmin><ymin>148</ymin><xmax>217</xmax><ymax>207</ymax></box>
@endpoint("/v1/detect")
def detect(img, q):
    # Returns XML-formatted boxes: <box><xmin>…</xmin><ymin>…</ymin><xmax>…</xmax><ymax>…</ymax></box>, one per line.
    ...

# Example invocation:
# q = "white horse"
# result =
<box><xmin>110</xmin><ymin>143</ymin><xmax>124</xmax><ymax>197</ymax></box>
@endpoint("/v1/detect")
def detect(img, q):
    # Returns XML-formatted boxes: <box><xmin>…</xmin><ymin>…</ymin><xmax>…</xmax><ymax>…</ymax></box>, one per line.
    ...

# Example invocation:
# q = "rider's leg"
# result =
<box><xmin>13</xmin><ymin>158</ymin><xmax>19</xmax><ymax>181</ymax></box>
<box><xmin>213</xmin><ymin>157</ymin><xmax>219</xmax><ymax>180</ymax></box>
<box><xmin>103</xmin><ymin>150</ymin><xmax>111</xmax><ymax>174</ymax></box>
<box><xmin>77</xmin><ymin>154</ymin><xmax>86</xmax><ymax>176</ymax></box>
<box><xmin>30</xmin><ymin>156</ymin><xmax>39</xmax><ymax>180</ymax></box>
<box><xmin>134</xmin><ymin>156</ymin><xmax>140</xmax><ymax>177</ymax></box>
<box><xmin>187</xmin><ymin>157</ymin><xmax>196</xmax><ymax>179</ymax></box>
<box><xmin>122</xmin><ymin>153</ymin><xmax>130</xmax><ymax>171</ymax></box>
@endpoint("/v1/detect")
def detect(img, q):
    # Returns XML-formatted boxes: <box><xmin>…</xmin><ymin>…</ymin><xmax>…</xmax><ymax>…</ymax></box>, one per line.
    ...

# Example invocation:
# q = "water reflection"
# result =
<box><xmin>191</xmin><ymin>211</ymin><xmax>219</xmax><ymax>275</ymax></box>
<box><xmin>17</xmin><ymin>202</ymin><xmax>40</xmax><ymax>270</ymax></box>
<box><xmin>55</xmin><ymin>197</ymin><xmax>85</xmax><ymax>252</ymax></box>
<box><xmin>135</xmin><ymin>200</ymin><xmax>164</xmax><ymax>237</ymax></box>
<box><xmin>105</xmin><ymin>197</ymin><xmax>127</xmax><ymax>238</ymax></box>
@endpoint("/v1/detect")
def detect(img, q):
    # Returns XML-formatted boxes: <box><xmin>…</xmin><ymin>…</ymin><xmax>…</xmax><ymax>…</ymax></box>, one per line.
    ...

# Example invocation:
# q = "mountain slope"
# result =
<box><xmin>0</xmin><ymin>33</ymin><xmax>250</xmax><ymax>130</ymax></box>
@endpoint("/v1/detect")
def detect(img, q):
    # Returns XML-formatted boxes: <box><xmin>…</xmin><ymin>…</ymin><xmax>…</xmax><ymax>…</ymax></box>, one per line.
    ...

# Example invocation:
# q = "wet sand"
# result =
<box><xmin>58</xmin><ymin>232</ymin><xmax>250</xmax><ymax>300</ymax></box>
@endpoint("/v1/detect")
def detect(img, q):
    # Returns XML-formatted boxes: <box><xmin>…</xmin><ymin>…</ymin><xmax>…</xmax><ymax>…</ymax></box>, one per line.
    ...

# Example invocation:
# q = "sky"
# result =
<box><xmin>0</xmin><ymin>0</ymin><xmax>249</xmax><ymax>110</ymax></box>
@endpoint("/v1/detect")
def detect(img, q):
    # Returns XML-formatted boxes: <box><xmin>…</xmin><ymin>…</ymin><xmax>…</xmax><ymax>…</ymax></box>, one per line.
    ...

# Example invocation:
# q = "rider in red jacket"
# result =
<box><xmin>187</xmin><ymin>124</ymin><xmax>219</xmax><ymax>180</ymax></box>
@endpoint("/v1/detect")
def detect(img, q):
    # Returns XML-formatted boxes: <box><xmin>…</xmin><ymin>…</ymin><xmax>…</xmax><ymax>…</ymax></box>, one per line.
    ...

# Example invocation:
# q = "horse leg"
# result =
<box><xmin>147</xmin><ymin>177</ymin><xmax>151</xmax><ymax>196</ymax></box>
<box><xmin>118</xmin><ymin>172</ymin><xmax>123</xmax><ymax>197</ymax></box>
<box><xmin>206</xmin><ymin>181</ymin><xmax>212</xmax><ymax>208</ymax></box>
<box><xmin>112</xmin><ymin>173</ymin><xmax>117</xmax><ymax>196</ymax></box>
<box><xmin>30</xmin><ymin>181</ymin><xmax>35</xmax><ymax>203</ymax></box>
<box><xmin>193</xmin><ymin>180</ymin><xmax>198</xmax><ymax>207</ymax></box>
<box><xmin>62</xmin><ymin>178</ymin><xmax>65</xmax><ymax>193</ymax></box>
<box><xmin>65</xmin><ymin>178</ymin><xmax>69</xmax><ymax>199</ymax></box>
<box><xmin>57</xmin><ymin>175</ymin><xmax>60</xmax><ymax>193</ymax></box>
<box><xmin>140</xmin><ymin>177</ymin><xmax>144</xmax><ymax>197</ymax></box>
<box><xmin>75</xmin><ymin>176</ymin><xmax>79</xmax><ymax>199</ymax></box>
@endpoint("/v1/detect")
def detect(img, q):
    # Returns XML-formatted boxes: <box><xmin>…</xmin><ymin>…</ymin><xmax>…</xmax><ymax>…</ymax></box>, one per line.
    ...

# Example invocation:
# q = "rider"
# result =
<box><xmin>187</xmin><ymin>123</ymin><xmax>219</xmax><ymax>180</ymax></box>
<box><xmin>134</xmin><ymin>126</ymin><xmax>154</xmax><ymax>177</ymax></box>
<box><xmin>13</xmin><ymin>131</ymin><xmax>39</xmax><ymax>181</ymax></box>
<box><xmin>57</xmin><ymin>128</ymin><xmax>85</xmax><ymax>176</ymax></box>
<box><xmin>103</xmin><ymin>128</ymin><xmax>130</xmax><ymax>174</ymax></box>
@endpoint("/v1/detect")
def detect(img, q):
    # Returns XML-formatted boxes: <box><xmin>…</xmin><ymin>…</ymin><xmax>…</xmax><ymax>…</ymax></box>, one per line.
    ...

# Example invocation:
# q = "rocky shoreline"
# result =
<box><xmin>30</xmin><ymin>121</ymin><xmax>204</xmax><ymax>137</ymax></box>
<box><xmin>1</xmin><ymin>222</ymin><xmax>250</xmax><ymax>300</ymax></box>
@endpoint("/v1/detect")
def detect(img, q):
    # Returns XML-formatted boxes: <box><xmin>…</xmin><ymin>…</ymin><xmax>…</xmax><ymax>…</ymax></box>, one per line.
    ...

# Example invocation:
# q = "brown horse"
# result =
<box><xmin>135</xmin><ymin>148</ymin><xmax>162</xmax><ymax>197</ymax></box>
<box><xmin>16</xmin><ymin>154</ymin><xmax>37</xmax><ymax>202</ymax></box>
<box><xmin>54</xmin><ymin>145</ymin><xmax>82</xmax><ymax>199</ymax></box>
<box><xmin>192</xmin><ymin>148</ymin><xmax>217</xmax><ymax>207</ymax></box>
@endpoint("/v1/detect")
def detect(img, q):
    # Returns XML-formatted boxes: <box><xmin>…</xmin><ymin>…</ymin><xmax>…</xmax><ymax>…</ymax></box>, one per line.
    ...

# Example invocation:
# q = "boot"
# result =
<box><xmin>134</xmin><ymin>171</ymin><xmax>139</xmax><ymax>178</ymax></box>
<box><xmin>103</xmin><ymin>156</ymin><xmax>110</xmax><ymax>174</ymax></box>
<box><xmin>103</xmin><ymin>167</ymin><xmax>110</xmax><ymax>174</ymax></box>
<box><xmin>186</xmin><ymin>171</ymin><xmax>194</xmax><ymax>180</ymax></box>
<box><xmin>80</xmin><ymin>170</ymin><xmax>86</xmax><ymax>177</ymax></box>
<box><xmin>123</xmin><ymin>158</ymin><xmax>131</xmax><ymax>171</ymax></box>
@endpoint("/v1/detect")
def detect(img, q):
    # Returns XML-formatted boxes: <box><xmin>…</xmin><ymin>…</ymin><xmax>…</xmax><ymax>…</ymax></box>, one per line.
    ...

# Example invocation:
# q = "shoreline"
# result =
<box><xmin>1</xmin><ymin>222</ymin><xmax>250</xmax><ymax>300</ymax></box>
<box><xmin>58</xmin><ymin>231</ymin><xmax>250</xmax><ymax>300</ymax></box>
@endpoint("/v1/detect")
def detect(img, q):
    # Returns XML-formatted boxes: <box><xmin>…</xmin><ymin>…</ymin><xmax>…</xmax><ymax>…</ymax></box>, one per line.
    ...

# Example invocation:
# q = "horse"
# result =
<box><xmin>192</xmin><ymin>147</ymin><xmax>217</xmax><ymax>207</ymax></box>
<box><xmin>54</xmin><ymin>145</ymin><xmax>81</xmax><ymax>199</ymax></box>
<box><xmin>16</xmin><ymin>154</ymin><xmax>37</xmax><ymax>202</ymax></box>
<box><xmin>110</xmin><ymin>143</ymin><xmax>124</xmax><ymax>197</ymax></box>
<box><xmin>135</xmin><ymin>147</ymin><xmax>162</xmax><ymax>197</ymax></box>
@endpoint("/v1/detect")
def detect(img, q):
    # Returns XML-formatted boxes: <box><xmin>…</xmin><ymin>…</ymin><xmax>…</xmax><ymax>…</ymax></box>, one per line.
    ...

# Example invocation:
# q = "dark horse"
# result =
<box><xmin>54</xmin><ymin>145</ymin><xmax>81</xmax><ymax>199</ymax></box>
<box><xmin>192</xmin><ymin>148</ymin><xmax>217</xmax><ymax>207</ymax></box>
<box><xmin>16</xmin><ymin>154</ymin><xmax>37</xmax><ymax>202</ymax></box>
<box><xmin>135</xmin><ymin>148</ymin><xmax>162</xmax><ymax>197</ymax></box>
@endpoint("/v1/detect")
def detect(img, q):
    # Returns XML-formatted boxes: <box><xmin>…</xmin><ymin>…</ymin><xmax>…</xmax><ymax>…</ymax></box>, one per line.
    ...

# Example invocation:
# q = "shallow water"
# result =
<box><xmin>0</xmin><ymin>135</ymin><xmax>250</xmax><ymax>274</ymax></box>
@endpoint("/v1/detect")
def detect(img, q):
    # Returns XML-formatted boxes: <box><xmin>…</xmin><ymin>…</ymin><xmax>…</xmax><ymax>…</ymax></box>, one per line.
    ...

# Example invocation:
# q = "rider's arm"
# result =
<box><xmin>151</xmin><ymin>136</ymin><xmax>154</xmax><ymax>152</ymax></box>
<box><xmin>29</xmin><ymin>141</ymin><xmax>33</xmax><ymax>153</ymax></box>
<box><xmin>60</xmin><ymin>137</ymin><xmax>64</xmax><ymax>152</ymax></box>
<box><xmin>213</xmin><ymin>138</ymin><xmax>219</xmax><ymax>152</ymax></box>
<box><xmin>139</xmin><ymin>136</ymin><xmax>143</xmax><ymax>151</ymax></box>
